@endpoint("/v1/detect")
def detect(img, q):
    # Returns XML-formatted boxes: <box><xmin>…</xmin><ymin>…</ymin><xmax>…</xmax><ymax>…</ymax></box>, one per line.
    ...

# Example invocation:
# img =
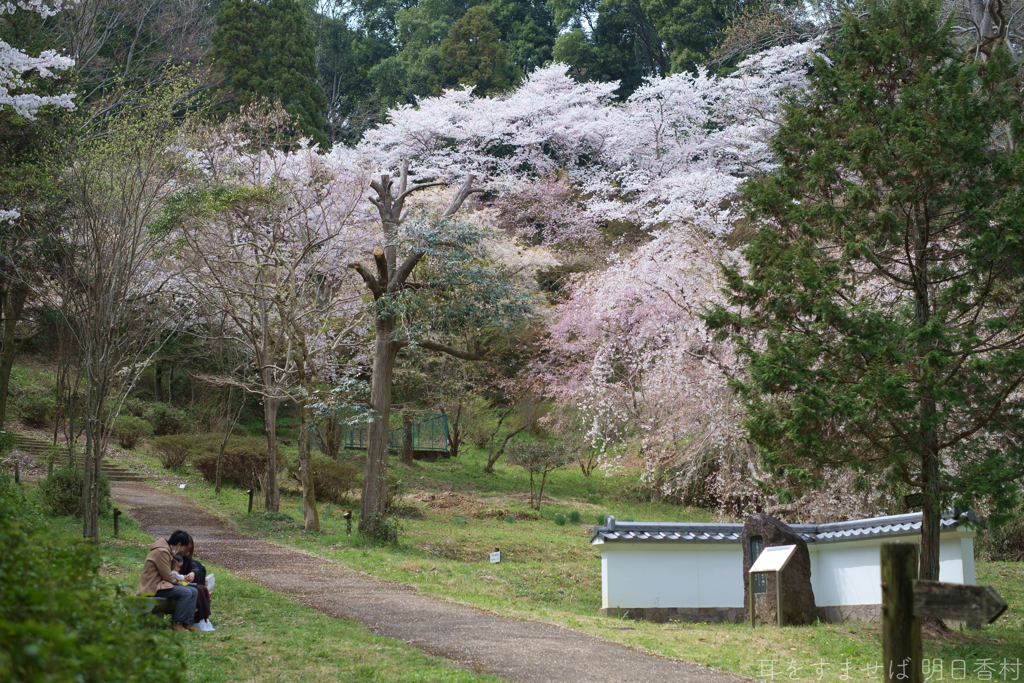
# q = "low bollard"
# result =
<box><xmin>344</xmin><ymin>510</ymin><xmax>352</xmax><ymax>535</ymax></box>
<box><xmin>113</xmin><ymin>508</ymin><xmax>121</xmax><ymax>537</ymax></box>
<box><xmin>247</xmin><ymin>489</ymin><xmax>254</xmax><ymax>514</ymax></box>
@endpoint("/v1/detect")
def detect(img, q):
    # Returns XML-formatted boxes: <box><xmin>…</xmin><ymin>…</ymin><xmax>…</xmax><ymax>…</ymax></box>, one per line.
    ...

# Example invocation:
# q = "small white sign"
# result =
<box><xmin>178</xmin><ymin>484</ymin><xmax>186</xmax><ymax>489</ymax></box>
<box><xmin>489</xmin><ymin>551</ymin><xmax>500</xmax><ymax>563</ymax></box>
<box><xmin>749</xmin><ymin>544</ymin><xmax>797</xmax><ymax>574</ymax></box>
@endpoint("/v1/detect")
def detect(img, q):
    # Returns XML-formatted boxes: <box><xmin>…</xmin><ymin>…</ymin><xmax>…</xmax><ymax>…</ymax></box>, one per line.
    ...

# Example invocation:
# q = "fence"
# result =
<box><xmin>342</xmin><ymin>412</ymin><xmax>449</xmax><ymax>454</ymax></box>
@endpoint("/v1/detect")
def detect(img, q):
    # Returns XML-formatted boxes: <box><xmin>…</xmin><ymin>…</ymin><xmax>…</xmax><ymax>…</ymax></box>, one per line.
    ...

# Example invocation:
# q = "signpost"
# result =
<box><xmin>490</xmin><ymin>548</ymin><xmax>501</xmax><ymax>563</ymax></box>
<box><xmin>881</xmin><ymin>543</ymin><xmax>1008</xmax><ymax>683</ymax></box>
<box><xmin>748</xmin><ymin>544</ymin><xmax>797</xmax><ymax>628</ymax></box>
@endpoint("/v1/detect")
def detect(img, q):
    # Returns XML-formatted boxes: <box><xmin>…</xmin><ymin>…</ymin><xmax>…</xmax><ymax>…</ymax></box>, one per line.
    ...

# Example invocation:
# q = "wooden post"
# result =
<box><xmin>776</xmin><ymin>570</ymin><xmax>783</xmax><ymax>627</ymax></box>
<box><xmin>881</xmin><ymin>544</ymin><xmax>922</xmax><ymax>683</ymax></box>
<box><xmin>749</xmin><ymin>574</ymin><xmax>755</xmax><ymax>628</ymax></box>
<box><xmin>113</xmin><ymin>508</ymin><xmax>121</xmax><ymax>537</ymax></box>
<box><xmin>247</xmin><ymin>489</ymin><xmax>254</xmax><ymax>514</ymax></box>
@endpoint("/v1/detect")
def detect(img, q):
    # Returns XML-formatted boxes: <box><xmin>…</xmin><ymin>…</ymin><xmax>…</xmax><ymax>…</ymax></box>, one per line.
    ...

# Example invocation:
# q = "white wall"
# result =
<box><xmin>600</xmin><ymin>531</ymin><xmax>975</xmax><ymax>610</ymax></box>
<box><xmin>601</xmin><ymin>543</ymin><xmax>745</xmax><ymax>609</ymax></box>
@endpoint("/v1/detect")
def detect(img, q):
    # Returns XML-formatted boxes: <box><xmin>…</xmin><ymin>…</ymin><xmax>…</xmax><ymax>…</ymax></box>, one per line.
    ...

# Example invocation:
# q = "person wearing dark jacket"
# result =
<box><xmin>181</xmin><ymin>534</ymin><xmax>214</xmax><ymax>630</ymax></box>
<box><xmin>137</xmin><ymin>529</ymin><xmax>200</xmax><ymax>632</ymax></box>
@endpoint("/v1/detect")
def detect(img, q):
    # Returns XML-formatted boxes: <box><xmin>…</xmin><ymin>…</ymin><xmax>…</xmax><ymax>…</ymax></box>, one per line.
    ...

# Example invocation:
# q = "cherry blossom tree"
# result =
<box><xmin>164</xmin><ymin>106</ymin><xmax>368</xmax><ymax>520</ymax></box>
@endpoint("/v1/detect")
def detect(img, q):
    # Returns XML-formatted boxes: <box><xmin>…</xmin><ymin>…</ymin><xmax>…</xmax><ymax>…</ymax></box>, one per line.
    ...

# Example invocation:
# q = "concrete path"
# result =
<box><xmin>113</xmin><ymin>481</ymin><xmax>744</xmax><ymax>683</ymax></box>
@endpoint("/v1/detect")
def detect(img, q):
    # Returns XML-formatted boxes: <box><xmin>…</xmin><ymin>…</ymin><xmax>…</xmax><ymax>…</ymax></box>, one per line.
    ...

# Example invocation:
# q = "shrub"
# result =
<box><xmin>297</xmin><ymin>457</ymin><xmax>361</xmax><ymax>505</ymax></box>
<box><xmin>152</xmin><ymin>434</ymin><xmax>202</xmax><ymax>469</ymax></box>
<box><xmin>146</xmin><ymin>404</ymin><xmax>189</xmax><ymax>436</ymax></box>
<box><xmin>385</xmin><ymin>472</ymin><xmax>406</xmax><ymax>512</ymax></box>
<box><xmin>121</xmin><ymin>398</ymin><xmax>148</xmax><ymax>418</ymax></box>
<box><xmin>978</xmin><ymin>510</ymin><xmax>1024</xmax><ymax>562</ymax></box>
<box><xmin>193</xmin><ymin>437</ymin><xmax>276</xmax><ymax>491</ymax></box>
<box><xmin>505</xmin><ymin>514</ymin><xmax>516</xmax><ymax>524</ymax></box>
<box><xmin>361</xmin><ymin>511</ymin><xmax>401</xmax><ymax>544</ymax></box>
<box><xmin>568</xmin><ymin>510</ymin><xmax>581</xmax><ymax>524</ymax></box>
<box><xmin>38</xmin><ymin>465</ymin><xmax>111</xmax><ymax>517</ymax></box>
<box><xmin>553</xmin><ymin>513</ymin><xmax>566</xmax><ymax>526</ymax></box>
<box><xmin>115</xmin><ymin>415</ymin><xmax>152</xmax><ymax>449</ymax></box>
<box><xmin>17</xmin><ymin>392</ymin><xmax>56</xmax><ymax>428</ymax></box>
<box><xmin>506</xmin><ymin>440</ymin><xmax>569</xmax><ymax>510</ymax></box>
<box><xmin>0</xmin><ymin>474</ymin><xmax>179</xmax><ymax>681</ymax></box>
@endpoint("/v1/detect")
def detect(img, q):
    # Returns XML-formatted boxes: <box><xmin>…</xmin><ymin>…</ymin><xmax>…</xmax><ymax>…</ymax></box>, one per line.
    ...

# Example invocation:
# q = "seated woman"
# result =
<box><xmin>137</xmin><ymin>529</ymin><xmax>200</xmax><ymax>632</ymax></box>
<box><xmin>180</xmin><ymin>534</ymin><xmax>214</xmax><ymax>631</ymax></box>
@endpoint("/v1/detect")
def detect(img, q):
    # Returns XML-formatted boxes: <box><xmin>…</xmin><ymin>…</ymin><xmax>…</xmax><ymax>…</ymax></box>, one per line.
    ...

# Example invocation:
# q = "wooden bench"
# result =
<box><xmin>126</xmin><ymin>596</ymin><xmax>177</xmax><ymax>617</ymax></box>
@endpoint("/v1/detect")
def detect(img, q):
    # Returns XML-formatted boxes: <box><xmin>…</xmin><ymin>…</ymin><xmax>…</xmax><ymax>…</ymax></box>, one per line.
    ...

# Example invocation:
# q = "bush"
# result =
<box><xmin>193</xmin><ymin>437</ymin><xmax>276</xmax><ymax>491</ymax></box>
<box><xmin>115</xmin><ymin>414</ymin><xmax>153</xmax><ymax>450</ymax></box>
<box><xmin>385</xmin><ymin>472</ymin><xmax>406</xmax><ymax>512</ymax></box>
<box><xmin>553</xmin><ymin>513</ymin><xmax>566</xmax><ymax>526</ymax></box>
<box><xmin>152</xmin><ymin>434</ymin><xmax>204</xmax><ymax>469</ymax></box>
<box><xmin>146</xmin><ymin>404</ymin><xmax>189</xmax><ymax>436</ymax></box>
<box><xmin>361</xmin><ymin>511</ymin><xmax>401</xmax><ymax>544</ymax></box>
<box><xmin>0</xmin><ymin>474</ymin><xmax>179</xmax><ymax>681</ymax></box>
<box><xmin>568</xmin><ymin>510</ymin><xmax>581</xmax><ymax>524</ymax></box>
<box><xmin>38</xmin><ymin>465</ymin><xmax>111</xmax><ymax>517</ymax></box>
<box><xmin>289</xmin><ymin>457</ymin><xmax>361</xmax><ymax>505</ymax></box>
<box><xmin>121</xmin><ymin>398</ymin><xmax>148</xmax><ymax>418</ymax></box>
<box><xmin>978</xmin><ymin>510</ymin><xmax>1024</xmax><ymax>562</ymax></box>
<box><xmin>17</xmin><ymin>392</ymin><xmax>56</xmax><ymax>428</ymax></box>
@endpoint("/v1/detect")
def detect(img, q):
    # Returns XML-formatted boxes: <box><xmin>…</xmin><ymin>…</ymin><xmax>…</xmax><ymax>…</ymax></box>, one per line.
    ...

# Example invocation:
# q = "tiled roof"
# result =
<box><xmin>589</xmin><ymin>512</ymin><xmax>973</xmax><ymax>545</ymax></box>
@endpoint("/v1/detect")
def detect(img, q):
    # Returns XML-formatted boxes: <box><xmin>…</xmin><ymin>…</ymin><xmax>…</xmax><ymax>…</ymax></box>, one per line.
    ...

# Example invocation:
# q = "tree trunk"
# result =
<box><xmin>0</xmin><ymin>283</ymin><xmax>29</xmax><ymax>430</ymax></box>
<box><xmin>401</xmin><ymin>410</ymin><xmax>414</xmax><ymax>466</ymax></box>
<box><xmin>263</xmin><ymin>397</ymin><xmax>281</xmax><ymax>512</ymax></box>
<box><xmin>447</xmin><ymin>403</ymin><xmax>462</xmax><ymax>459</ymax></box>
<box><xmin>359</xmin><ymin>315</ymin><xmax>398</xmax><ymax>534</ymax></box>
<box><xmin>483</xmin><ymin>421</ymin><xmax>529</xmax><ymax>473</ymax></box>
<box><xmin>298</xmin><ymin>398</ymin><xmax>320</xmax><ymax>531</ymax></box>
<box><xmin>82</xmin><ymin>357</ymin><xmax>104</xmax><ymax>542</ymax></box>
<box><xmin>919</xmin><ymin>440</ymin><xmax>942</xmax><ymax>581</ymax></box>
<box><xmin>154</xmin><ymin>363</ymin><xmax>163</xmax><ymax>402</ymax></box>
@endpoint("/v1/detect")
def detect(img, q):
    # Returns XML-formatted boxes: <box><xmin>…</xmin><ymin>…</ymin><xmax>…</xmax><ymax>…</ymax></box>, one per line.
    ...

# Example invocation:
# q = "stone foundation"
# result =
<box><xmin>599</xmin><ymin>607</ymin><xmax>747</xmax><ymax>624</ymax></box>
<box><xmin>816</xmin><ymin>604</ymin><xmax>882</xmax><ymax>624</ymax></box>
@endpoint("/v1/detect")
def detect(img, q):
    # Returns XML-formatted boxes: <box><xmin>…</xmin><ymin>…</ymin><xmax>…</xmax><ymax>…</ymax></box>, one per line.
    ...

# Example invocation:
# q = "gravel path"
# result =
<box><xmin>113</xmin><ymin>481</ymin><xmax>744</xmax><ymax>683</ymax></box>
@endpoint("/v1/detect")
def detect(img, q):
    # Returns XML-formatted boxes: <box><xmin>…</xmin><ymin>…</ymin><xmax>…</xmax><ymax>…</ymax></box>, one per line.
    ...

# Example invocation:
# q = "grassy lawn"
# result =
<box><xmin>118</xmin><ymin>444</ymin><xmax>1024</xmax><ymax>683</ymax></box>
<box><xmin>41</xmin><ymin>506</ymin><xmax>499</xmax><ymax>683</ymax></box>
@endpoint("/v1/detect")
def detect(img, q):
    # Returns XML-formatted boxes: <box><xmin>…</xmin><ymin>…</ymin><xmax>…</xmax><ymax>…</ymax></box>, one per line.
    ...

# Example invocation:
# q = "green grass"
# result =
<box><xmin>41</xmin><ymin>504</ymin><xmax>500</xmax><ymax>683</ymax></box>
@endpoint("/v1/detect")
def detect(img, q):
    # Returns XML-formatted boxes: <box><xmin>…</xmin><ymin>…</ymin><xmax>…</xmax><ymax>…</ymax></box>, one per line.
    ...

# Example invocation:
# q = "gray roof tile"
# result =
<box><xmin>590</xmin><ymin>512</ymin><xmax>971</xmax><ymax>545</ymax></box>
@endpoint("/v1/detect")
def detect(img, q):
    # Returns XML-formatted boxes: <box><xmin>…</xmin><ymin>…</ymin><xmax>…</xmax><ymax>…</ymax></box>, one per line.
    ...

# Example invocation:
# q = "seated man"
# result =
<box><xmin>137</xmin><ymin>529</ymin><xmax>200</xmax><ymax>632</ymax></box>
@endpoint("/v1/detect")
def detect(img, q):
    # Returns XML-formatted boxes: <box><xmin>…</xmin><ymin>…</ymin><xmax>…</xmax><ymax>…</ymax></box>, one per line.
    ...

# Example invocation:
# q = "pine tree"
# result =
<box><xmin>707</xmin><ymin>0</ymin><xmax>1024</xmax><ymax>581</ymax></box>
<box><xmin>212</xmin><ymin>0</ymin><xmax>328</xmax><ymax>147</ymax></box>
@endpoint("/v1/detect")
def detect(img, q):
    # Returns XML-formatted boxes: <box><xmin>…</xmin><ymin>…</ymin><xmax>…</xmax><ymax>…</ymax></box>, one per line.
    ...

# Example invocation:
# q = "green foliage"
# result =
<box><xmin>193</xmin><ymin>436</ymin><xmax>278</xmax><ymax>491</ymax></box>
<box><xmin>38</xmin><ymin>465</ymin><xmax>110</xmax><ymax>517</ymax></box>
<box><xmin>505</xmin><ymin>514</ymin><xmax>516</xmax><ymax>523</ymax></box>
<box><xmin>552</xmin><ymin>512</ymin><xmax>566</xmax><ymax>525</ymax></box>
<box><xmin>146</xmin><ymin>403</ymin><xmax>189</xmax><ymax>436</ymax></box>
<box><xmin>362</xmin><ymin>511</ymin><xmax>402</xmax><ymax>544</ymax></box>
<box><xmin>640</xmin><ymin>0</ymin><xmax>744</xmax><ymax>73</ymax></box>
<box><xmin>439</xmin><ymin>7</ymin><xmax>518</xmax><ymax>94</ymax></box>
<box><xmin>978</xmin><ymin>508</ymin><xmax>1024</xmax><ymax>562</ymax></box>
<box><xmin>152</xmin><ymin>433</ymin><xmax>197</xmax><ymax>469</ymax></box>
<box><xmin>0</xmin><ymin>475</ymin><xmax>179</xmax><ymax>681</ymax></box>
<box><xmin>16</xmin><ymin>391</ymin><xmax>55</xmax><ymax>428</ymax></box>
<box><xmin>568</xmin><ymin>510</ymin><xmax>580</xmax><ymax>523</ymax></box>
<box><xmin>212</xmin><ymin>0</ymin><xmax>329</xmax><ymax>146</ymax></box>
<box><xmin>708</xmin><ymin>0</ymin><xmax>1024</xmax><ymax>528</ymax></box>
<box><xmin>385</xmin><ymin>472</ymin><xmax>407</xmax><ymax>512</ymax></box>
<box><xmin>115</xmin><ymin>414</ymin><xmax>152</xmax><ymax>450</ymax></box>
<box><xmin>506</xmin><ymin>440</ymin><xmax>570</xmax><ymax>509</ymax></box>
<box><xmin>289</xmin><ymin>456</ymin><xmax>362</xmax><ymax>505</ymax></box>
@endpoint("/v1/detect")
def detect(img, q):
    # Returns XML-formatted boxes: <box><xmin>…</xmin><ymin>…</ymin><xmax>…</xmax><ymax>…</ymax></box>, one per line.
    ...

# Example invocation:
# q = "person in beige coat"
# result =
<box><xmin>138</xmin><ymin>529</ymin><xmax>199</xmax><ymax>632</ymax></box>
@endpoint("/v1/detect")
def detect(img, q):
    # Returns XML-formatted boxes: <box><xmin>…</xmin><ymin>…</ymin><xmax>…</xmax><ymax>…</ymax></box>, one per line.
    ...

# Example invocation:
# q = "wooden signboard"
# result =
<box><xmin>748</xmin><ymin>544</ymin><xmax>797</xmax><ymax>628</ymax></box>
<box><xmin>913</xmin><ymin>580</ymin><xmax>1008</xmax><ymax>627</ymax></box>
<box><xmin>881</xmin><ymin>543</ymin><xmax>1008</xmax><ymax>683</ymax></box>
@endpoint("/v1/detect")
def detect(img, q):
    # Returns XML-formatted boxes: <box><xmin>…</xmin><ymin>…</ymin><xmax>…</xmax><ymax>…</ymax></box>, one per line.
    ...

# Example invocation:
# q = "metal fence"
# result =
<box><xmin>342</xmin><ymin>412</ymin><xmax>449</xmax><ymax>453</ymax></box>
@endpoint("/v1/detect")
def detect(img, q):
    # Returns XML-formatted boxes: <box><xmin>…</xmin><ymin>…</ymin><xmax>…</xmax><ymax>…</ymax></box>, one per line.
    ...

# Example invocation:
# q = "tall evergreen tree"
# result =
<box><xmin>707</xmin><ymin>0</ymin><xmax>1024</xmax><ymax>581</ymax></box>
<box><xmin>212</xmin><ymin>0</ymin><xmax>328</xmax><ymax>147</ymax></box>
<box><xmin>439</xmin><ymin>6</ymin><xmax>518</xmax><ymax>94</ymax></box>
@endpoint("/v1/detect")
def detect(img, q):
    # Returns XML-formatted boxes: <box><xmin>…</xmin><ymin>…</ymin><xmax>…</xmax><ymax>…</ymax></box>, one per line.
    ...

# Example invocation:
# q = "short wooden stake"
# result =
<box><xmin>881</xmin><ymin>544</ymin><xmax>922</xmax><ymax>683</ymax></box>
<box><xmin>113</xmin><ymin>508</ymin><xmax>121</xmax><ymax>537</ymax></box>
<box><xmin>247</xmin><ymin>489</ymin><xmax>254</xmax><ymax>514</ymax></box>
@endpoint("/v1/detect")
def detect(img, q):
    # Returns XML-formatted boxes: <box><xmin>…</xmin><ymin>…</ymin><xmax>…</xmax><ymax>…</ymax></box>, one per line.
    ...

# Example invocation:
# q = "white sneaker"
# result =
<box><xmin>201</xmin><ymin>619</ymin><xmax>215</xmax><ymax>631</ymax></box>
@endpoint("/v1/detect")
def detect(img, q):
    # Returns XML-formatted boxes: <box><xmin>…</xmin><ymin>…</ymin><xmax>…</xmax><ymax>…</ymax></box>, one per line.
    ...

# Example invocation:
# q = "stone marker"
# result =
<box><xmin>742</xmin><ymin>513</ymin><xmax>817</xmax><ymax>625</ymax></box>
